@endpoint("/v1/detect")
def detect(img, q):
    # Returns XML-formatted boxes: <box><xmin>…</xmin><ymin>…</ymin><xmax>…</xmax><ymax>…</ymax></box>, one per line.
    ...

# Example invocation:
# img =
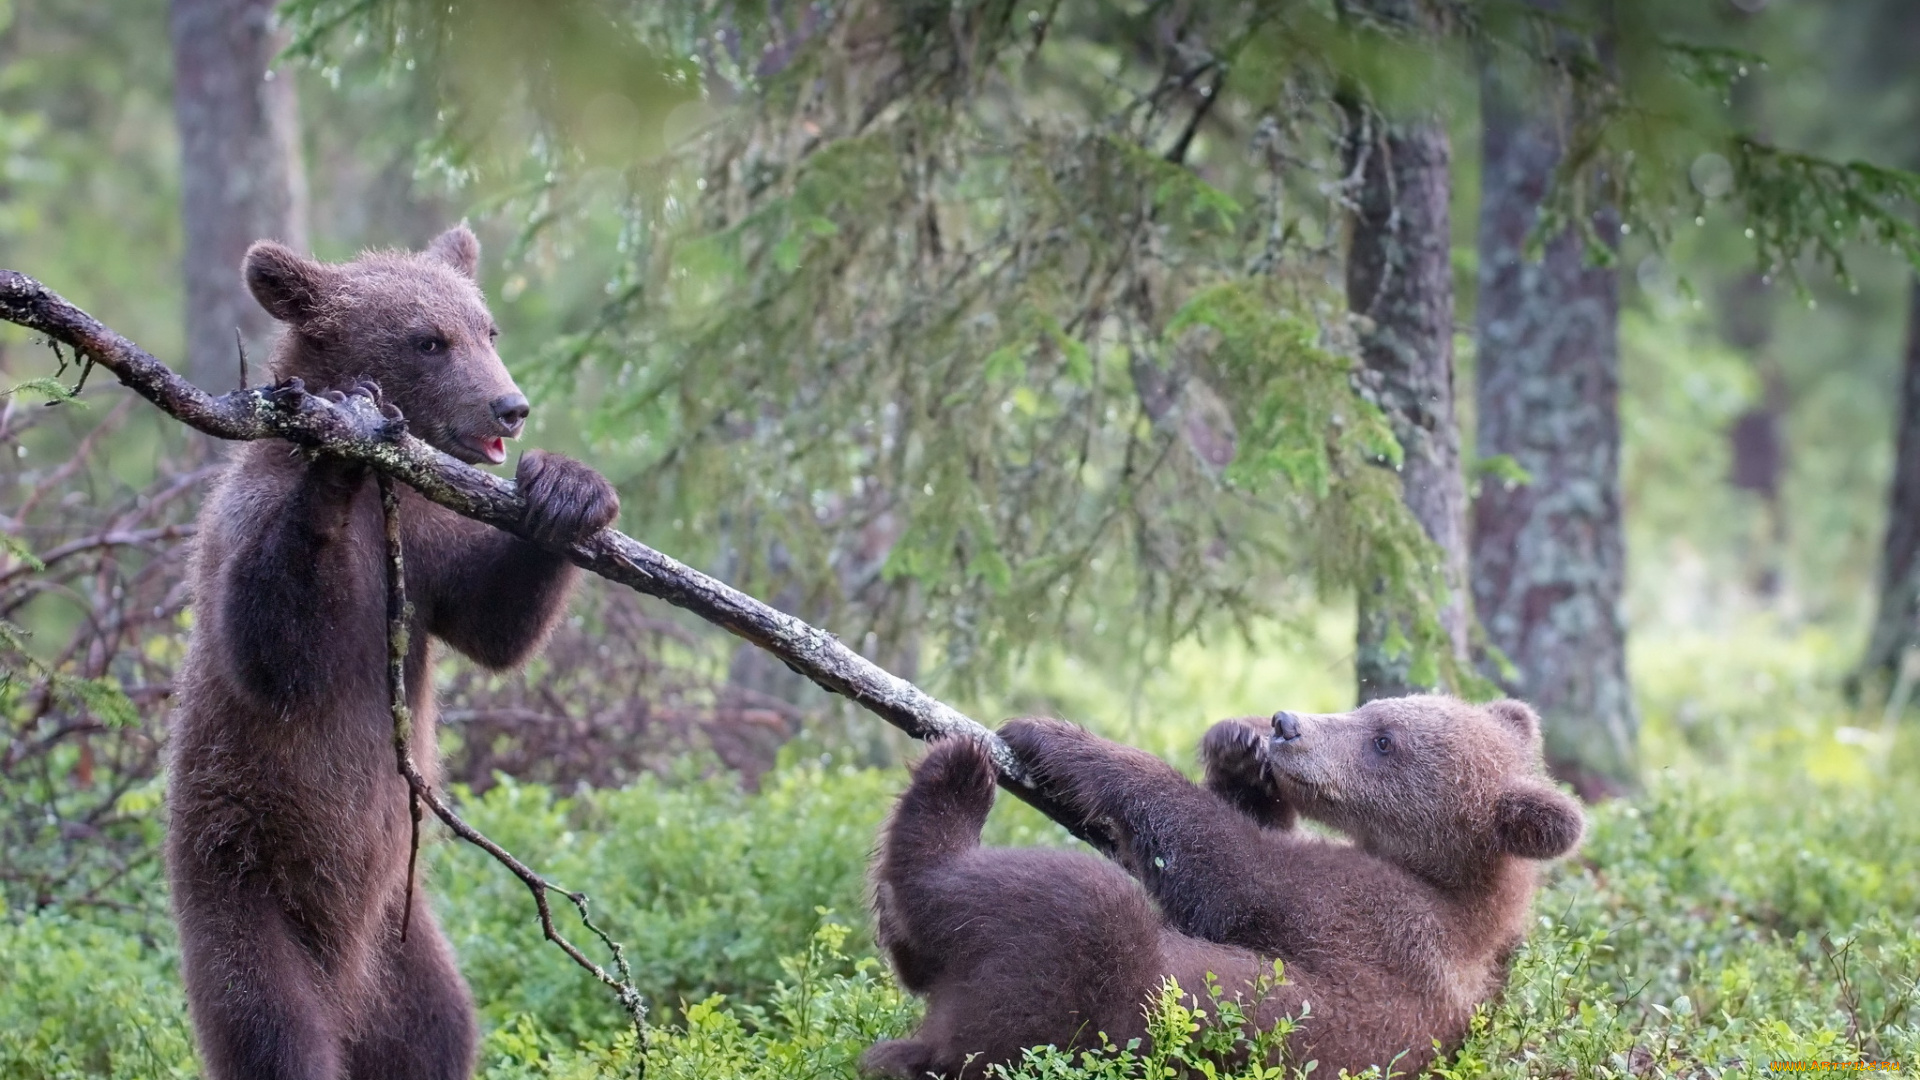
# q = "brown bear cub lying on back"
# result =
<box><xmin>864</xmin><ymin>696</ymin><xmax>1585</xmax><ymax>1078</ymax></box>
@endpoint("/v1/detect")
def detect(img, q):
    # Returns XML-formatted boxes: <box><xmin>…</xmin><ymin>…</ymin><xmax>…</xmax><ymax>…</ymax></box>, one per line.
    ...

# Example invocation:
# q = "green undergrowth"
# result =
<box><xmin>4</xmin><ymin>622</ymin><xmax>1919</xmax><ymax>1078</ymax></box>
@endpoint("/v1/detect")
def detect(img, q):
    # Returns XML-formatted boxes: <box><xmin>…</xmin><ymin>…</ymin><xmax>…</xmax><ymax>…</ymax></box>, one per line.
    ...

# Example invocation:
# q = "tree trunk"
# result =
<box><xmin>1860</xmin><ymin>278</ymin><xmax>1920</xmax><ymax>703</ymax></box>
<box><xmin>169</xmin><ymin>0</ymin><xmax>307</xmax><ymax>392</ymax></box>
<box><xmin>1470</xmin><ymin>57</ymin><xmax>1635</xmax><ymax>798</ymax></box>
<box><xmin>1342</xmin><ymin>100</ymin><xmax>1471</xmax><ymax>703</ymax></box>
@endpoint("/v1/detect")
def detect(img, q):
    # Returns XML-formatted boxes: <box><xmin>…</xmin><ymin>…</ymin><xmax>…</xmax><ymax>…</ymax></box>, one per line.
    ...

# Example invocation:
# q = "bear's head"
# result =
<box><xmin>243</xmin><ymin>227</ymin><xmax>527</xmax><ymax>466</ymax></box>
<box><xmin>1264</xmin><ymin>695</ymin><xmax>1584</xmax><ymax>889</ymax></box>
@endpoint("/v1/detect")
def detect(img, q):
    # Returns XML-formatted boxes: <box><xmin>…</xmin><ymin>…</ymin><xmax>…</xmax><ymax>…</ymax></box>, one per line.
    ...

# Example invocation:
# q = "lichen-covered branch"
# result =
<box><xmin>377</xmin><ymin>474</ymin><xmax>426</xmax><ymax>944</ymax></box>
<box><xmin>0</xmin><ymin>268</ymin><xmax>1112</xmax><ymax>853</ymax></box>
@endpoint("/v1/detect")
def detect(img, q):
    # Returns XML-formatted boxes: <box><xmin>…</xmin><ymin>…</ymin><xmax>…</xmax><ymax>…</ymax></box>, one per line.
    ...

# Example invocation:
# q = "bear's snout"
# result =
<box><xmin>1271</xmin><ymin>710</ymin><xmax>1302</xmax><ymax>742</ymax></box>
<box><xmin>490</xmin><ymin>393</ymin><xmax>530</xmax><ymax>436</ymax></box>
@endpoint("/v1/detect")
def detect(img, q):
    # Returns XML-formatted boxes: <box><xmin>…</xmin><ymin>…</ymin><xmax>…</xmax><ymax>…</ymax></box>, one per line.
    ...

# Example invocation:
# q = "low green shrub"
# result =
<box><xmin>0</xmin><ymin>911</ymin><xmax>195</xmax><ymax>1078</ymax></box>
<box><xmin>3</xmin><ymin>625</ymin><xmax>1916</xmax><ymax>1078</ymax></box>
<box><xmin>437</xmin><ymin>758</ymin><xmax>897</xmax><ymax>1038</ymax></box>
<box><xmin>1441</xmin><ymin>781</ymin><xmax>1920</xmax><ymax>1079</ymax></box>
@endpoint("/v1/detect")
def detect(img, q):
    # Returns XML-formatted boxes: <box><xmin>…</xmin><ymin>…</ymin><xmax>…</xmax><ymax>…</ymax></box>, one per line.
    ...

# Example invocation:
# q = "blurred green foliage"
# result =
<box><xmin>276</xmin><ymin>0</ymin><xmax>1481</xmax><ymax>694</ymax></box>
<box><xmin>0</xmin><ymin>910</ymin><xmax>198</xmax><ymax>1078</ymax></box>
<box><xmin>257</xmin><ymin>0</ymin><xmax>1920</xmax><ymax>700</ymax></box>
<box><xmin>0</xmin><ymin>0</ymin><xmax>181</xmax><ymax>354</ymax></box>
<box><xmin>4</xmin><ymin>0</ymin><xmax>1920</xmax><ymax>1078</ymax></box>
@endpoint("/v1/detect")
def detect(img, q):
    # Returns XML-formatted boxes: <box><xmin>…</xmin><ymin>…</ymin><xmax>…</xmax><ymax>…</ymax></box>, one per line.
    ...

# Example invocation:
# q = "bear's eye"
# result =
<box><xmin>487</xmin><ymin>325</ymin><xmax>500</xmax><ymax>341</ymax></box>
<box><xmin>1373</xmin><ymin>734</ymin><xmax>1394</xmax><ymax>756</ymax></box>
<box><xmin>415</xmin><ymin>334</ymin><xmax>447</xmax><ymax>356</ymax></box>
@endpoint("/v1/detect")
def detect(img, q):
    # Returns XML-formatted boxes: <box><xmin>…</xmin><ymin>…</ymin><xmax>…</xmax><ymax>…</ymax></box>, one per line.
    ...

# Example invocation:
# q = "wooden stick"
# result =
<box><xmin>377</xmin><ymin>473</ymin><xmax>423</xmax><ymax>944</ymax></box>
<box><xmin>378</xmin><ymin>472</ymin><xmax>649</xmax><ymax>1053</ymax></box>
<box><xmin>0</xmin><ymin>268</ymin><xmax>1113</xmax><ymax>852</ymax></box>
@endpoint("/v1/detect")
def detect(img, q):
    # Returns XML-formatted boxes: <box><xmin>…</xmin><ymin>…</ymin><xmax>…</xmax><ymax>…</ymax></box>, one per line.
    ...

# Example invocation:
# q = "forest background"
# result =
<box><xmin>2</xmin><ymin>0</ymin><xmax>1918</xmax><ymax>1077</ymax></box>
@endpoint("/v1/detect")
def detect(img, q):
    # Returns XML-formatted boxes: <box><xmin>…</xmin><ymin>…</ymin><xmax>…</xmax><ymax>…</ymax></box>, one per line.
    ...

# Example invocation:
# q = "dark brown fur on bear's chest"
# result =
<box><xmin>863</xmin><ymin>696</ymin><xmax>1585</xmax><ymax>1080</ymax></box>
<box><xmin>164</xmin><ymin>227</ymin><xmax>619</xmax><ymax>1080</ymax></box>
<box><xmin>174</xmin><ymin>451</ymin><xmax>438</xmax><ymax>864</ymax></box>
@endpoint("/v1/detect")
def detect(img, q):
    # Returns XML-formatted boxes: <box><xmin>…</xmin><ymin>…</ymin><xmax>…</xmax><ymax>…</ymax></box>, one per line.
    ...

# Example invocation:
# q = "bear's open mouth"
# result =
<box><xmin>459</xmin><ymin>434</ymin><xmax>509</xmax><ymax>465</ymax></box>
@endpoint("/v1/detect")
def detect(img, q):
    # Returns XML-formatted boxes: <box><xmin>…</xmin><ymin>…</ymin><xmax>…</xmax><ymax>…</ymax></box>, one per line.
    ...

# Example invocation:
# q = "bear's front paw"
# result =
<box><xmin>320</xmin><ymin>379</ymin><xmax>407</xmax><ymax>441</ymax></box>
<box><xmin>266</xmin><ymin>376</ymin><xmax>310</xmax><ymax>412</ymax></box>
<box><xmin>1200</xmin><ymin>717</ymin><xmax>1270</xmax><ymax>786</ymax></box>
<box><xmin>997</xmin><ymin>716</ymin><xmax>1095</xmax><ymax>778</ymax></box>
<box><xmin>516</xmin><ymin>449</ymin><xmax>620</xmax><ymax>545</ymax></box>
<box><xmin>1201</xmin><ymin>717</ymin><xmax>1294</xmax><ymax>829</ymax></box>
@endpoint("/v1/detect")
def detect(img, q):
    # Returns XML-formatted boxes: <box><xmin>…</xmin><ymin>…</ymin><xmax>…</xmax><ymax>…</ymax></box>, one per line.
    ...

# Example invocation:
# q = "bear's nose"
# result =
<box><xmin>490</xmin><ymin>393</ymin><xmax>530</xmax><ymax>435</ymax></box>
<box><xmin>1271</xmin><ymin>711</ymin><xmax>1302</xmax><ymax>742</ymax></box>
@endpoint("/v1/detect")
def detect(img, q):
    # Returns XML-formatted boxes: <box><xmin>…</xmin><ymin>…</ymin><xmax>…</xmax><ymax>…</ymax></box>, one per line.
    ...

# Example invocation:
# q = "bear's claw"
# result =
<box><xmin>1201</xmin><ymin>718</ymin><xmax>1269</xmax><ymax>780</ymax></box>
<box><xmin>516</xmin><ymin>448</ymin><xmax>619</xmax><ymax>545</ymax></box>
<box><xmin>996</xmin><ymin>716</ymin><xmax>1091</xmax><ymax>776</ymax></box>
<box><xmin>1201</xmin><ymin>716</ymin><xmax>1294</xmax><ymax>830</ymax></box>
<box><xmin>289</xmin><ymin>378</ymin><xmax>408</xmax><ymax>442</ymax></box>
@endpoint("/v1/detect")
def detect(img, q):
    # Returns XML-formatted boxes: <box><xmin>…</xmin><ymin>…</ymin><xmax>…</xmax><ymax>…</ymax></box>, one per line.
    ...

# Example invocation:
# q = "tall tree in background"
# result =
<box><xmin>1720</xmin><ymin>272</ymin><xmax>1786</xmax><ymax>599</ymax></box>
<box><xmin>1852</xmin><ymin>0</ymin><xmax>1920</xmax><ymax>706</ymax></box>
<box><xmin>1341</xmin><ymin>87</ymin><xmax>1470</xmax><ymax>702</ymax></box>
<box><xmin>169</xmin><ymin>0</ymin><xmax>306</xmax><ymax>392</ymax></box>
<box><xmin>1471</xmin><ymin>29</ymin><xmax>1635</xmax><ymax>796</ymax></box>
<box><xmin>1719</xmin><ymin>44</ymin><xmax>1787</xmax><ymax>600</ymax></box>
<box><xmin>1862</xmin><ymin>285</ymin><xmax>1920</xmax><ymax>702</ymax></box>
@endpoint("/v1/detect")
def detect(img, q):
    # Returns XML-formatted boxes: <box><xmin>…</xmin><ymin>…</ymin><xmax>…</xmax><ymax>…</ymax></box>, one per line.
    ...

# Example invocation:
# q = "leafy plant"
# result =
<box><xmin>5</xmin><ymin>615</ymin><xmax>1917</xmax><ymax>1078</ymax></box>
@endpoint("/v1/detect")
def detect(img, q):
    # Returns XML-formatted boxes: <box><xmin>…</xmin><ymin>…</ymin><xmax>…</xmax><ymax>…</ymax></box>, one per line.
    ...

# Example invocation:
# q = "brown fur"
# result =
<box><xmin>165</xmin><ymin>228</ymin><xmax>619</xmax><ymax>1080</ymax></box>
<box><xmin>864</xmin><ymin>696</ymin><xmax>1585</xmax><ymax>1078</ymax></box>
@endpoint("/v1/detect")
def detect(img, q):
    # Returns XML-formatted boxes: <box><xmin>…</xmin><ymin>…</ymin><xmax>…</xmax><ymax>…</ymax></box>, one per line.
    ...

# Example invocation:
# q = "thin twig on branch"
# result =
<box><xmin>0</xmin><ymin>268</ymin><xmax>1112</xmax><ymax>852</ymax></box>
<box><xmin>377</xmin><ymin>474</ymin><xmax>423</xmax><ymax>943</ymax></box>
<box><xmin>378</xmin><ymin>473</ymin><xmax>649</xmax><ymax>1051</ymax></box>
<box><xmin>0</xmin><ymin>525</ymin><xmax>195</xmax><ymax>588</ymax></box>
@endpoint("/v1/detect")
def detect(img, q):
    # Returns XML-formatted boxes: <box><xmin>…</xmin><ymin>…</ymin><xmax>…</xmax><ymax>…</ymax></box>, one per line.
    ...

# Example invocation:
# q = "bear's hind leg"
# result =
<box><xmin>859</xmin><ymin>1038</ymin><xmax>940</xmax><ymax>1078</ymax></box>
<box><xmin>877</xmin><ymin>736</ymin><xmax>998</xmax><ymax>884</ymax></box>
<box><xmin>870</xmin><ymin>737</ymin><xmax>999</xmax><ymax>997</ymax></box>
<box><xmin>178</xmin><ymin>888</ymin><xmax>345</xmax><ymax>1080</ymax></box>
<box><xmin>345</xmin><ymin>897</ymin><xmax>477</xmax><ymax>1080</ymax></box>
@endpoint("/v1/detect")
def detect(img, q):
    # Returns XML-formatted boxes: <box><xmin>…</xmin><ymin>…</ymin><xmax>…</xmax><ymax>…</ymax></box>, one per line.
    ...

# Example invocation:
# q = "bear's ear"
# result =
<box><xmin>1486</xmin><ymin>699</ymin><xmax>1542</xmax><ymax>744</ymax></box>
<box><xmin>1493</xmin><ymin>781</ymin><xmax>1584</xmax><ymax>860</ymax></box>
<box><xmin>244</xmin><ymin>242</ymin><xmax>337</xmax><ymax>325</ymax></box>
<box><xmin>425</xmin><ymin>225</ymin><xmax>481</xmax><ymax>280</ymax></box>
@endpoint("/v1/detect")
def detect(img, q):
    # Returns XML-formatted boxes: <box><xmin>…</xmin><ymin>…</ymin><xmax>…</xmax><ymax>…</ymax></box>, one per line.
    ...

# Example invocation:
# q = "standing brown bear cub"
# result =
<box><xmin>864</xmin><ymin>696</ymin><xmax>1585</xmax><ymax>1078</ymax></box>
<box><xmin>167</xmin><ymin>228</ymin><xmax>618</xmax><ymax>1080</ymax></box>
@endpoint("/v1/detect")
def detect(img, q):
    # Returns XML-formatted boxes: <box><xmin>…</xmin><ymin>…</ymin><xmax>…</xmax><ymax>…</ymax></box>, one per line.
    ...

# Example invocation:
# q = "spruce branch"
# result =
<box><xmin>0</xmin><ymin>268</ymin><xmax>1113</xmax><ymax>853</ymax></box>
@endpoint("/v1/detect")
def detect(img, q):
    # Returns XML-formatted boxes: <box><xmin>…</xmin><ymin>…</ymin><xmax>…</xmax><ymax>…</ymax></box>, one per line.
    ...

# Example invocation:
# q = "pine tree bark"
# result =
<box><xmin>1845</xmin><ymin>0</ymin><xmax>1920</xmax><ymax>705</ymax></box>
<box><xmin>1470</xmin><ymin>57</ymin><xmax>1635</xmax><ymax>797</ymax></box>
<box><xmin>169</xmin><ymin>0</ymin><xmax>307</xmax><ymax>392</ymax></box>
<box><xmin>1342</xmin><ymin>99</ymin><xmax>1471</xmax><ymax>702</ymax></box>
<box><xmin>1860</xmin><ymin>278</ymin><xmax>1920</xmax><ymax>701</ymax></box>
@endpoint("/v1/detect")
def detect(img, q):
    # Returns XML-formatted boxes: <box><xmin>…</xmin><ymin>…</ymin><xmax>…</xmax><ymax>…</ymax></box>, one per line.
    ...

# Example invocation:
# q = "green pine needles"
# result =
<box><xmin>282</xmin><ymin>0</ymin><xmax>1472</xmax><ymax>691</ymax></box>
<box><xmin>275</xmin><ymin>0</ymin><xmax>1920</xmax><ymax>692</ymax></box>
